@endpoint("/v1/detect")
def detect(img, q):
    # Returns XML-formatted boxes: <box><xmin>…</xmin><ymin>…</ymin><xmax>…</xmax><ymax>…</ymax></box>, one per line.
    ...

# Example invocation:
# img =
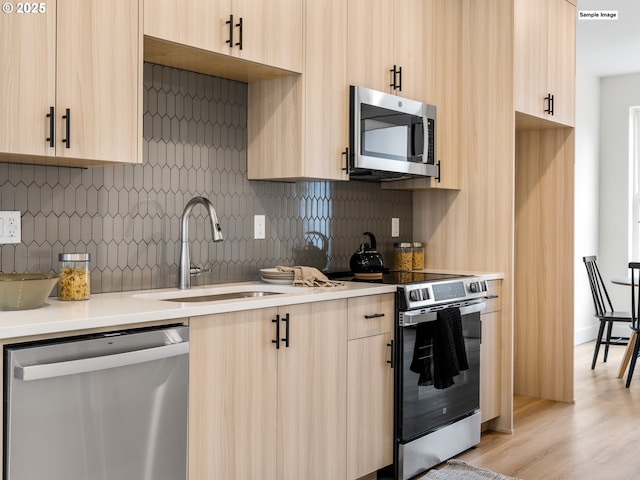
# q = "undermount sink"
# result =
<box><xmin>132</xmin><ymin>284</ymin><xmax>301</xmax><ymax>304</ymax></box>
<box><xmin>163</xmin><ymin>291</ymin><xmax>280</xmax><ymax>303</ymax></box>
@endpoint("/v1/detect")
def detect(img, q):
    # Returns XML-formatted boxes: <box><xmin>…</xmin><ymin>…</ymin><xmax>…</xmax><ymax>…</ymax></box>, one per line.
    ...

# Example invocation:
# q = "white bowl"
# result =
<box><xmin>0</xmin><ymin>273</ymin><xmax>59</xmax><ymax>310</ymax></box>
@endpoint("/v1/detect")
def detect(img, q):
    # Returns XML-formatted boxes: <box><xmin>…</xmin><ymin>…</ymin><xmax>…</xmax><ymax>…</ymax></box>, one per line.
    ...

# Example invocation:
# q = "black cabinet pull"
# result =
<box><xmin>389</xmin><ymin>65</ymin><xmax>398</xmax><ymax>90</ymax></box>
<box><xmin>389</xmin><ymin>65</ymin><xmax>402</xmax><ymax>91</ymax></box>
<box><xmin>61</xmin><ymin>108</ymin><xmax>70</xmax><ymax>148</ymax></box>
<box><xmin>235</xmin><ymin>17</ymin><xmax>243</xmax><ymax>50</ymax></box>
<box><xmin>387</xmin><ymin>340</ymin><xmax>394</xmax><ymax>368</ymax></box>
<box><xmin>46</xmin><ymin>106</ymin><xmax>54</xmax><ymax>147</ymax></box>
<box><xmin>272</xmin><ymin>315</ymin><xmax>280</xmax><ymax>349</ymax></box>
<box><xmin>544</xmin><ymin>93</ymin><xmax>555</xmax><ymax>116</ymax></box>
<box><xmin>436</xmin><ymin>160</ymin><xmax>441</xmax><ymax>183</ymax></box>
<box><xmin>225</xmin><ymin>14</ymin><xmax>234</xmax><ymax>47</ymax></box>
<box><xmin>281</xmin><ymin>313</ymin><xmax>290</xmax><ymax>348</ymax></box>
<box><xmin>341</xmin><ymin>147</ymin><xmax>350</xmax><ymax>173</ymax></box>
<box><xmin>364</xmin><ymin>313</ymin><xmax>385</xmax><ymax>319</ymax></box>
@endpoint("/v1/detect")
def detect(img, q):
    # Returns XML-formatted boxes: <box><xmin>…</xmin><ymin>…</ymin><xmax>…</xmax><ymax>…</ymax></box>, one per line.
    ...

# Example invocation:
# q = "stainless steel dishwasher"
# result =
<box><xmin>3</xmin><ymin>324</ymin><xmax>189</xmax><ymax>480</ymax></box>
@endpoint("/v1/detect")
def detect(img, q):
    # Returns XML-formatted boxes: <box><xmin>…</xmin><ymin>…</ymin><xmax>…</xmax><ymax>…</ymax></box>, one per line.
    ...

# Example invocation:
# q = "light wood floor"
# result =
<box><xmin>452</xmin><ymin>341</ymin><xmax>640</xmax><ymax>479</ymax></box>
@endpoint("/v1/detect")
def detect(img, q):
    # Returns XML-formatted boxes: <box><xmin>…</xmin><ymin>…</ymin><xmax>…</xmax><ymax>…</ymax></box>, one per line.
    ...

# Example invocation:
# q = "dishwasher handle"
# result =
<box><xmin>14</xmin><ymin>342</ymin><xmax>189</xmax><ymax>382</ymax></box>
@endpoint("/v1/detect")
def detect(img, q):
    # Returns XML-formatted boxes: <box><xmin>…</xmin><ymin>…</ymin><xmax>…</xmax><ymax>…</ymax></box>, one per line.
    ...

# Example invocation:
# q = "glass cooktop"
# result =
<box><xmin>326</xmin><ymin>270</ymin><xmax>468</xmax><ymax>285</ymax></box>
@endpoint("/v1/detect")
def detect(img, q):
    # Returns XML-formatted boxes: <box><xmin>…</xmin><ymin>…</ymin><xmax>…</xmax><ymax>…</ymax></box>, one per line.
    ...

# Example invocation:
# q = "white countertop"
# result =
<box><xmin>0</xmin><ymin>281</ymin><xmax>397</xmax><ymax>340</ymax></box>
<box><xmin>0</xmin><ymin>269</ymin><xmax>504</xmax><ymax>341</ymax></box>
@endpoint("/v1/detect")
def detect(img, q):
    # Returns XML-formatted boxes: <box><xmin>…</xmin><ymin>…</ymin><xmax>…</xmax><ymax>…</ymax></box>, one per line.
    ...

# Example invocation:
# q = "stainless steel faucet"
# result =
<box><xmin>179</xmin><ymin>196</ymin><xmax>223</xmax><ymax>289</ymax></box>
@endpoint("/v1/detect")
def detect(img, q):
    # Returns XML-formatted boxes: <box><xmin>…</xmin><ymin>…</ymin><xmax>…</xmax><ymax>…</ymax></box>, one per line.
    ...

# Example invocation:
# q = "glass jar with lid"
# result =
<box><xmin>412</xmin><ymin>242</ymin><xmax>425</xmax><ymax>270</ymax></box>
<box><xmin>394</xmin><ymin>242</ymin><xmax>413</xmax><ymax>271</ymax></box>
<box><xmin>58</xmin><ymin>253</ymin><xmax>91</xmax><ymax>301</ymax></box>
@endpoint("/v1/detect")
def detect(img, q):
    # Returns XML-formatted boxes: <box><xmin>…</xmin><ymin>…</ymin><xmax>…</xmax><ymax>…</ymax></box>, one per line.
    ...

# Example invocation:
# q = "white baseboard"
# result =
<box><xmin>575</xmin><ymin>323</ymin><xmax>631</xmax><ymax>345</ymax></box>
<box><xmin>575</xmin><ymin>325</ymin><xmax>597</xmax><ymax>345</ymax></box>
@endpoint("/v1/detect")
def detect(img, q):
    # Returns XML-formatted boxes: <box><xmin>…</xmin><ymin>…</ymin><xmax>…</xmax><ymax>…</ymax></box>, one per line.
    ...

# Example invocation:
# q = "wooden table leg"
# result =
<box><xmin>618</xmin><ymin>331</ymin><xmax>637</xmax><ymax>378</ymax></box>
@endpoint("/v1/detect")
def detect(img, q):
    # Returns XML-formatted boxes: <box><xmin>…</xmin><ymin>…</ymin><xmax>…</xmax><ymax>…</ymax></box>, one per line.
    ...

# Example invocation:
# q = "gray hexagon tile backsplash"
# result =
<box><xmin>0</xmin><ymin>63</ymin><xmax>413</xmax><ymax>293</ymax></box>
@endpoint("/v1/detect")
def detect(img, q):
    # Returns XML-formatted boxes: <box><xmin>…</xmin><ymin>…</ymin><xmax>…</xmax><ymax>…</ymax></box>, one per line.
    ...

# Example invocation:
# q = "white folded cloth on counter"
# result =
<box><xmin>275</xmin><ymin>266</ymin><xmax>345</xmax><ymax>287</ymax></box>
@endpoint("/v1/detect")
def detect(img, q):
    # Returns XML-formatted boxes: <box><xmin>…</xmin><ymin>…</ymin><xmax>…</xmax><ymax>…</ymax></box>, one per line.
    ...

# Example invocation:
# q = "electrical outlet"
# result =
<box><xmin>0</xmin><ymin>211</ymin><xmax>21</xmax><ymax>244</ymax></box>
<box><xmin>391</xmin><ymin>218</ymin><xmax>400</xmax><ymax>237</ymax></box>
<box><xmin>254</xmin><ymin>215</ymin><xmax>266</xmax><ymax>239</ymax></box>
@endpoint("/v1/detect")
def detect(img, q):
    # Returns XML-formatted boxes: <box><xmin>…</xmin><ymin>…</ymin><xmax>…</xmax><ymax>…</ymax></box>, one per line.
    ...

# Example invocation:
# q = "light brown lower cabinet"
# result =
<box><xmin>188</xmin><ymin>300</ymin><xmax>347</xmax><ymax>480</ymax></box>
<box><xmin>480</xmin><ymin>311</ymin><xmax>501</xmax><ymax>422</ymax></box>
<box><xmin>347</xmin><ymin>294</ymin><xmax>395</xmax><ymax>479</ymax></box>
<box><xmin>480</xmin><ymin>280</ymin><xmax>502</xmax><ymax>425</ymax></box>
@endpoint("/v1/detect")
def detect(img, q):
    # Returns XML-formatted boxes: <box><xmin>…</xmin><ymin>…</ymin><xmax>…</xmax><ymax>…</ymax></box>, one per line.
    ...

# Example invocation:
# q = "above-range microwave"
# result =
<box><xmin>348</xmin><ymin>85</ymin><xmax>438</xmax><ymax>182</ymax></box>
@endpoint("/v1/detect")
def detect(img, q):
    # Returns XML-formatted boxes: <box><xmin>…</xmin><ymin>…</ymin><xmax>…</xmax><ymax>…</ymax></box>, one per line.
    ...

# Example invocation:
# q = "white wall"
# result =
<box><xmin>574</xmin><ymin>65</ymin><xmax>601</xmax><ymax>344</ymax></box>
<box><xmin>599</xmin><ymin>73</ymin><xmax>640</xmax><ymax>319</ymax></box>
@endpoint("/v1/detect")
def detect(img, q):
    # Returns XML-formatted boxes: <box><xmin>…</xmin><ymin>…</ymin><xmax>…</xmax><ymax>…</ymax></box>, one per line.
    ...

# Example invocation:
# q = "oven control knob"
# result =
<box><xmin>409</xmin><ymin>288</ymin><xmax>430</xmax><ymax>301</ymax></box>
<box><xmin>469</xmin><ymin>281</ymin><xmax>488</xmax><ymax>293</ymax></box>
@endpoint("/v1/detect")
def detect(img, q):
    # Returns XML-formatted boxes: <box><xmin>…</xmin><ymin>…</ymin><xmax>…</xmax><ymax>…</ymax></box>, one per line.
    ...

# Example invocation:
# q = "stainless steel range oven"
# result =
<box><xmin>326</xmin><ymin>270</ymin><xmax>495</xmax><ymax>479</ymax></box>
<box><xmin>393</xmin><ymin>273</ymin><xmax>492</xmax><ymax>480</ymax></box>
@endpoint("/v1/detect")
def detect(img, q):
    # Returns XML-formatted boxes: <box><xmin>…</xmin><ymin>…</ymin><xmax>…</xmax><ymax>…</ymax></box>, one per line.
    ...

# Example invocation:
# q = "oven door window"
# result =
<box><xmin>398</xmin><ymin>311</ymin><xmax>481</xmax><ymax>442</ymax></box>
<box><xmin>361</xmin><ymin>104</ymin><xmax>424</xmax><ymax>164</ymax></box>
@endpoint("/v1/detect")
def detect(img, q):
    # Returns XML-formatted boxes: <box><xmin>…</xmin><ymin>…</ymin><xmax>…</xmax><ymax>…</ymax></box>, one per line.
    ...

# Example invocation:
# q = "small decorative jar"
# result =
<box><xmin>412</xmin><ymin>242</ymin><xmax>425</xmax><ymax>270</ymax></box>
<box><xmin>394</xmin><ymin>242</ymin><xmax>413</xmax><ymax>271</ymax></box>
<box><xmin>58</xmin><ymin>253</ymin><xmax>91</xmax><ymax>301</ymax></box>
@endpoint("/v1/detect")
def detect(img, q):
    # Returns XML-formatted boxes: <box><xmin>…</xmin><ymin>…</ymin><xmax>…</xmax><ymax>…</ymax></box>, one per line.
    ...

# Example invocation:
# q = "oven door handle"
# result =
<box><xmin>400</xmin><ymin>301</ymin><xmax>486</xmax><ymax>327</ymax></box>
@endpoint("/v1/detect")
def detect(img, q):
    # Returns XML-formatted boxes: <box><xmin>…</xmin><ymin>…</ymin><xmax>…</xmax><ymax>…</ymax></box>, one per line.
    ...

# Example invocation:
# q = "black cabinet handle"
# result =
<box><xmin>364</xmin><ymin>313</ymin><xmax>385</xmax><ymax>319</ymax></box>
<box><xmin>272</xmin><ymin>315</ymin><xmax>280</xmax><ymax>349</ymax></box>
<box><xmin>389</xmin><ymin>65</ymin><xmax>398</xmax><ymax>90</ymax></box>
<box><xmin>387</xmin><ymin>340</ymin><xmax>394</xmax><ymax>368</ymax></box>
<box><xmin>225</xmin><ymin>14</ymin><xmax>234</xmax><ymax>47</ymax></box>
<box><xmin>341</xmin><ymin>147</ymin><xmax>350</xmax><ymax>173</ymax></box>
<box><xmin>389</xmin><ymin>65</ymin><xmax>402</xmax><ymax>91</ymax></box>
<box><xmin>61</xmin><ymin>108</ymin><xmax>70</xmax><ymax>148</ymax></box>
<box><xmin>46</xmin><ymin>106</ymin><xmax>54</xmax><ymax>147</ymax></box>
<box><xmin>281</xmin><ymin>313</ymin><xmax>290</xmax><ymax>348</ymax></box>
<box><xmin>235</xmin><ymin>17</ymin><xmax>243</xmax><ymax>50</ymax></box>
<box><xmin>436</xmin><ymin>160</ymin><xmax>441</xmax><ymax>183</ymax></box>
<box><xmin>544</xmin><ymin>93</ymin><xmax>555</xmax><ymax>116</ymax></box>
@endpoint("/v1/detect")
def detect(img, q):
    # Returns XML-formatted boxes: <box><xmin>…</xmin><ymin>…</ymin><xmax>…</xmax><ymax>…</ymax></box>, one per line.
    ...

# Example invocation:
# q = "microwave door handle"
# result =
<box><xmin>412</xmin><ymin>122</ymin><xmax>424</xmax><ymax>161</ymax></box>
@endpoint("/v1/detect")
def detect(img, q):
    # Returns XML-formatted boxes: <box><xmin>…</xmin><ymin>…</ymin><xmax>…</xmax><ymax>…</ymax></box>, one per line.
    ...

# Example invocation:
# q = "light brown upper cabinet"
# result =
<box><xmin>347</xmin><ymin>0</ymin><xmax>427</xmax><ymax>102</ymax></box>
<box><xmin>381</xmin><ymin>0</ymin><xmax>462</xmax><ymax>191</ymax></box>
<box><xmin>0</xmin><ymin>0</ymin><xmax>142</xmax><ymax>167</ymax></box>
<box><xmin>247</xmin><ymin>0</ymin><xmax>349</xmax><ymax>181</ymax></box>
<box><xmin>144</xmin><ymin>0</ymin><xmax>302</xmax><ymax>75</ymax></box>
<box><xmin>250</xmin><ymin>0</ymin><xmax>462</xmax><ymax>184</ymax></box>
<box><xmin>514</xmin><ymin>0</ymin><xmax>575</xmax><ymax>126</ymax></box>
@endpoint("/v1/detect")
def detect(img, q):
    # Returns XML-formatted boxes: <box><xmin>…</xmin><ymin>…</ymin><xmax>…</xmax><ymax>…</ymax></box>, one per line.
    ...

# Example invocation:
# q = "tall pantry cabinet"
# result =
<box><xmin>413</xmin><ymin>0</ymin><xmax>576</xmax><ymax>433</ymax></box>
<box><xmin>513</xmin><ymin>0</ymin><xmax>575</xmax><ymax>403</ymax></box>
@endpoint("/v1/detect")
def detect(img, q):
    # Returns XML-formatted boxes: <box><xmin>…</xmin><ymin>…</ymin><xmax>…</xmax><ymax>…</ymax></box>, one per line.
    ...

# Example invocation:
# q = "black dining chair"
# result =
<box><xmin>583</xmin><ymin>256</ymin><xmax>632</xmax><ymax>369</ymax></box>
<box><xmin>626</xmin><ymin>262</ymin><xmax>640</xmax><ymax>387</ymax></box>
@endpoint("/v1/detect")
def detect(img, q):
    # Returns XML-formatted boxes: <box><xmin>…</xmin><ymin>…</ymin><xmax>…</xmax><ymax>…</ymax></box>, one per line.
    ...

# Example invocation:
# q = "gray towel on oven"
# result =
<box><xmin>410</xmin><ymin>307</ymin><xmax>468</xmax><ymax>389</ymax></box>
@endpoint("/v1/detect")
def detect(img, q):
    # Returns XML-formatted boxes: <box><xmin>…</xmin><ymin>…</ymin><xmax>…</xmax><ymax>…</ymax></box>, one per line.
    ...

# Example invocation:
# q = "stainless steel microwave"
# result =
<box><xmin>348</xmin><ymin>85</ymin><xmax>438</xmax><ymax>181</ymax></box>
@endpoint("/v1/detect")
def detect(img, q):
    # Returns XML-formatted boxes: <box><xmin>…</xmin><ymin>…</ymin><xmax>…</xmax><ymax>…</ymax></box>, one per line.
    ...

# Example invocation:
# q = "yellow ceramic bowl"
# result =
<box><xmin>0</xmin><ymin>273</ymin><xmax>59</xmax><ymax>310</ymax></box>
